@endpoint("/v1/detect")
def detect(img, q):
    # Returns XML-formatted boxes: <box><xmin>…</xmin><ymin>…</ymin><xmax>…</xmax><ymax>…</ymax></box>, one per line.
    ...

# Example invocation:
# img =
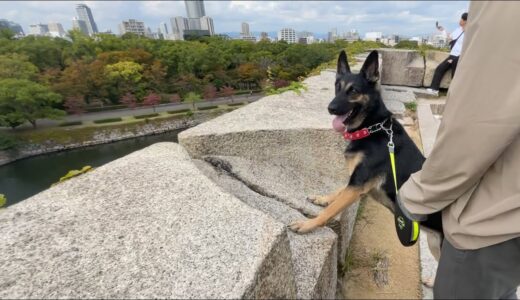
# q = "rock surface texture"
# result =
<box><xmin>380</xmin><ymin>49</ymin><xmax>425</xmax><ymax>87</ymax></box>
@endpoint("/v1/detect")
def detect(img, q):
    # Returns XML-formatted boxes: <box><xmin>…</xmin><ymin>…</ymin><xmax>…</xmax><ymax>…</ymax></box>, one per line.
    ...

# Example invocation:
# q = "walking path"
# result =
<box><xmin>20</xmin><ymin>94</ymin><xmax>263</xmax><ymax>129</ymax></box>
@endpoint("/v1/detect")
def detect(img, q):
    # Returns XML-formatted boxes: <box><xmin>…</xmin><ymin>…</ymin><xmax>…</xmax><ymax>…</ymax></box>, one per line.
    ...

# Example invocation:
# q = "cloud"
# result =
<box><xmin>0</xmin><ymin>0</ymin><xmax>469</xmax><ymax>36</ymax></box>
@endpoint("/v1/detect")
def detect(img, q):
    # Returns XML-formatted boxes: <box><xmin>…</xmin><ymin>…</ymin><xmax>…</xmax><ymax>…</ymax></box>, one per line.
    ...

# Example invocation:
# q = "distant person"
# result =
<box><xmin>427</xmin><ymin>12</ymin><xmax>468</xmax><ymax>96</ymax></box>
<box><xmin>400</xmin><ymin>2</ymin><xmax>520</xmax><ymax>299</ymax></box>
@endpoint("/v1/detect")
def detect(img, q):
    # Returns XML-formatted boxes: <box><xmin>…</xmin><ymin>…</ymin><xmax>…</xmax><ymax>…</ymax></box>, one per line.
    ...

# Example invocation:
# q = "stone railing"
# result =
<box><xmin>0</xmin><ymin>69</ymin><xmax>415</xmax><ymax>299</ymax></box>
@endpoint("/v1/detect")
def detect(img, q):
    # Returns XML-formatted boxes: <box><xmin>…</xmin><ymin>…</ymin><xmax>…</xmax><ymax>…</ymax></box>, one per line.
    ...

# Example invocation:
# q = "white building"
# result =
<box><xmin>72</xmin><ymin>17</ymin><xmax>89</xmax><ymax>35</ymax></box>
<box><xmin>119</xmin><ymin>19</ymin><xmax>146</xmax><ymax>36</ymax></box>
<box><xmin>200</xmin><ymin>16</ymin><xmax>214</xmax><ymax>35</ymax></box>
<box><xmin>29</xmin><ymin>23</ymin><xmax>49</xmax><ymax>36</ymax></box>
<box><xmin>364</xmin><ymin>31</ymin><xmax>383</xmax><ymax>42</ymax></box>
<box><xmin>278</xmin><ymin>28</ymin><xmax>296</xmax><ymax>44</ymax></box>
<box><xmin>76</xmin><ymin>4</ymin><xmax>98</xmax><ymax>36</ymax></box>
<box><xmin>170</xmin><ymin>16</ymin><xmax>188</xmax><ymax>40</ymax></box>
<box><xmin>185</xmin><ymin>0</ymin><xmax>205</xmax><ymax>18</ymax></box>
<box><xmin>241</xmin><ymin>22</ymin><xmax>250</xmax><ymax>37</ymax></box>
<box><xmin>47</xmin><ymin>22</ymin><xmax>66</xmax><ymax>38</ymax></box>
<box><xmin>159</xmin><ymin>22</ymin><xmax>169</xmax><ymax>36</ymax></box>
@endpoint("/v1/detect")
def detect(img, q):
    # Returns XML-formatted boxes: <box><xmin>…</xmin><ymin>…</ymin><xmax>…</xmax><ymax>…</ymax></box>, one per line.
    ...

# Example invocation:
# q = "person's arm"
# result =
<box><xmin>400</xmin><ymin>1</ymin><xmax>520</xmax><ymax>215</ymax></box>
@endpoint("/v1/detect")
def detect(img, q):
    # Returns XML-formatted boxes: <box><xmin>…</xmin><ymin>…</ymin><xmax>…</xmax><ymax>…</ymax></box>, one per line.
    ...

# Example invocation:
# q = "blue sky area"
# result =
<box><xmin>1</xmin><ymin>1</ymin><xmax>469</xmax><ymax>37</ymax></box>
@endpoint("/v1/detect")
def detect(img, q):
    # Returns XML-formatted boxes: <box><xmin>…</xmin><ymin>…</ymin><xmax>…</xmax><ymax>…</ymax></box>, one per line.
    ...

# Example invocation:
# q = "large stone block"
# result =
<box><xmin>380</xmin><ymin>49</ymin><xmax>425</xmax><ymax>87</ymax></box>
<box><xmin>179</xmin><ymin>72</ymin><xmax>359</xmax><ymax>268</ymax></box>
<box><xmin>194</xmin><ymin>159</ymin><xmax>338</xmax><ymax>299</ymax></box>
<box><xmin>423</xmin><ymin>50</ymin><xmax>452</xmax><ymax>88</ymax></box>
<box><xmin>0</xmin><ymin>143</ymin><xmax>296</xmax><ymax>299</ymax></box>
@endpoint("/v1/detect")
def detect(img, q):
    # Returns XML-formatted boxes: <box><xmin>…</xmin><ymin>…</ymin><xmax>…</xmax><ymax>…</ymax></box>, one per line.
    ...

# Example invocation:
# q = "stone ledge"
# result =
<box><xmin>0</xmin><ymin>143</ymin><xmax>296</xmax><ymax>299</ymax></box>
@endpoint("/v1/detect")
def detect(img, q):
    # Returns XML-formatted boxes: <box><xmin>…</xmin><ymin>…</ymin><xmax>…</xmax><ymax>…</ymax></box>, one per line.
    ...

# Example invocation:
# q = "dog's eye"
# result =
<box><xmin>349</xmin><ymin>87</ymin><xmax>359</xmax><ymax>94</ymax></box>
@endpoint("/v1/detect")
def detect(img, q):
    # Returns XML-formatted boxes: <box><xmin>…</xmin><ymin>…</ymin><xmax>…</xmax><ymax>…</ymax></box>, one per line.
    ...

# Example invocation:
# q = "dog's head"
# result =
<box><xmin>329</xmin><ymin>50</ymin><xmax>382</xmax><ymax>131</ymax></box>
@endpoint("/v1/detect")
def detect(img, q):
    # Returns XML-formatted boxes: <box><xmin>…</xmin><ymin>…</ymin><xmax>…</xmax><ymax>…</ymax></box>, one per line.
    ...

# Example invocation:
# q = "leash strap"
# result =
<box><xmin>384</xmin><ymin>119</ymin><xmax>420</xmax><ymax>246</ymax></box>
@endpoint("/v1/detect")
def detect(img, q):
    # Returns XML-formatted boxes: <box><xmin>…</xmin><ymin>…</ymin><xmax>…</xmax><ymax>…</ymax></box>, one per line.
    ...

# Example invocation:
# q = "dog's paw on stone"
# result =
<box><xmin>289</xmin><ymin>219</ymin><xmax>318</xmax><ymax>234</ymax></box>
<box><xmin>306</xmin><ymin>195</ymin><xmax>329</xmax><ymax>207</ymax></box>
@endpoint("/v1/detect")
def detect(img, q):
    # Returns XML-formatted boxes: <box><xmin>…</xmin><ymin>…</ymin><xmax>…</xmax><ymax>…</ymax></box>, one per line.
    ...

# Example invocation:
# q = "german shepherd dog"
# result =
<box><xmin>290</xmin><ymin>50</ymin><xmax>443</xmax><ymax>253</ymax></box>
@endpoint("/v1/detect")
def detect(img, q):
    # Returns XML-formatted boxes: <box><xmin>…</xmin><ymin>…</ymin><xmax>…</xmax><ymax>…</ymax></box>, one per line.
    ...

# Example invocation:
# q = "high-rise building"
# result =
<box><xmin>327</xmin><ymin>28</ymin><xmax>337</xmax><ymax>43</ymax></box>
<box><xmin>47</xmin><ymin>22</ymin><xmax>66</xmax><ymax>38</ymax></box>
<box><xmin>185</xmin><ymin>0</ymin><xmax>206</xmax><ymax>18</ymax></box>
<box><xmin>119</xmin><ymin>19</ymin><xmax>146</xmax><ymax>36</ymax></box>
<box><xmin>29</xmin><ymin>23</ymin><xmax>49</xmax><ymax>36</ymax></box>
<box><xmin>200</xmin><ymin>16</ymin><xmax>214</xmax><ymax>36</ymax></box>
<box><xmin>76</xmin><ymin>4</ymin><xmax>98</xmax><ymax>36</ymax></box>
<box><xmin>170</xmin><ymin>16</ymin><xmax>189</xmax><ymax>40</ymax></box>
<box><xmin>159</xmin><ymin>22</ymin><xmax>168</xmax><ymax>35</ymax></box>
<box><xmin>0</xmin><ymin>19</ymin><xmax>25</xmax><ymax>37</ymax></box>
<box><xmin>260</xmin><ymin>32</ymin><xmax>269</xmax><ymax>41</ymax></box>
<box><xmin>72</xmin><ymin>17</ymin><xmax>89</xmax><ymax>35</ymax></box>
<box><xmin>278</xmin><ymin>28</ymin><xmax>296</xmax><ymax>44</ymax></box>
<box><xmin>241</xmin><ymin>22</ymin><xmax>250</xmax><ymax>37</ymax></box>
<box><xmin>187</xmin><ymin>18</ymin><xmax>201</xmax><ymax>30</ymax></box>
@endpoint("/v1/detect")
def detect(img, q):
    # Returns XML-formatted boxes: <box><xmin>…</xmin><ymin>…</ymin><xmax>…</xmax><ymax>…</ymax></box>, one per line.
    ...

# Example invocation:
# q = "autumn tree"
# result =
<box><xmin>203</xmin><ymin>84</ymin><xmax>217</xmax><ymax>100</ymax></box>
<box><xmin>64</xmin><ymin>95</ymin><xmax>86</xmax><ymax>116</ymax></box>
<box><xmin>142</xmin><ymin>92</ymin><xmax>161</xmax><ymax>112</ymax></box>
<box><xmin>120</xmin><ymin>92</ymin><xmax>137</xmax><ymax>109</ymax></box>
<box><xmin>170</xmin><ymin>93</ymin><xmax>181</xmax><ymax>104</ymax></box>
<box><xmin>220</xmin><ymin>86</ymin><xmax>235</xmax><ymax>103</ymax></box>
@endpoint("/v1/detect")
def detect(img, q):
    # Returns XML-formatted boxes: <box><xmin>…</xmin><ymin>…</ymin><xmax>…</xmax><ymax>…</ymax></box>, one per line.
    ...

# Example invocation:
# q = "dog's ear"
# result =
<box><xmin>360</xmin><ymin>50</ymin><xmax>379</xmax><ymax>83</ymax></box>
<box><xmin>337</xmin><ymin>50</ymin><xmax>350</xmax><ymax>76</ymax></box>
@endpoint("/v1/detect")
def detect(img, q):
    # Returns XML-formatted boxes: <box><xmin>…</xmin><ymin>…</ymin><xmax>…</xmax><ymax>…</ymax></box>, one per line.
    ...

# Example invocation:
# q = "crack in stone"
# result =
<box><xmin>203</xmin><ymin>156</ymin><xmax>315</xmax><ymax>219</ymax></box>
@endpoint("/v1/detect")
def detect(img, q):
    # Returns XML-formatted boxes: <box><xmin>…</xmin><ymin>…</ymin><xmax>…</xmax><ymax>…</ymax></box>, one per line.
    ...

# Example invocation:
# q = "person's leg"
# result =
<box><xmin>434</xmin><ymin>237</ymin><xmax>520</xmax><ymax>299</ymax></box>
<box><xmin>451</xmin><ymin>56</ymin><xmax>460</xmax><ymax>77</ymax></box>
<box><xmin>430</xmin><ymin>58</ymin><xmax>452</xmax><ymax>90</ymax></box>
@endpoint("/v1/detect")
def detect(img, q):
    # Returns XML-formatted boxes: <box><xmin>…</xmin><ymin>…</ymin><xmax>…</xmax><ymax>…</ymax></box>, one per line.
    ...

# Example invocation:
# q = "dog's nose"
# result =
<box><xmin>328</xmin><ymin>104</ymin><xmax>339</xmax><ymax>115</ymax></box>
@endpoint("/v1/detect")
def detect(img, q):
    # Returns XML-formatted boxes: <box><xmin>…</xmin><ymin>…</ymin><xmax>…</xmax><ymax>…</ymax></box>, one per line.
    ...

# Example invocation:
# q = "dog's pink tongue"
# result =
<box><xmin>332</xmin><ymin>115</ymin><xmax>347</xmax><ymax>132</ymax></box>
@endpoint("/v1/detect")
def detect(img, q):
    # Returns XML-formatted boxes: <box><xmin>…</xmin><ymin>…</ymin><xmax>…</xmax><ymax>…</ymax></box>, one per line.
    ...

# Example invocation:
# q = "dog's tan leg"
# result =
<box><xmin>307</xmin><ymin>186</ymin><xmax>345</xmax><ymax>207</ymax></box>
<box><xmin>290</xmin><ymin>187</ymin><xmax>362</xmax><ymax>233</ymax></box>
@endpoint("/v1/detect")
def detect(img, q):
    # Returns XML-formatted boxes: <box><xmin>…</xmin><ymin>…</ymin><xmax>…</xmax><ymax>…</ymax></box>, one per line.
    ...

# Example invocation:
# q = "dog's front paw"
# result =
<box><xmin>307</xmin><ymin>195</ymin><xmax>330</xmax><ymax>207</ymax></box>
<box><xmin>289</xmin><ymin>219</ymin><xmax>319</xmax><ymax>234</ymax></box>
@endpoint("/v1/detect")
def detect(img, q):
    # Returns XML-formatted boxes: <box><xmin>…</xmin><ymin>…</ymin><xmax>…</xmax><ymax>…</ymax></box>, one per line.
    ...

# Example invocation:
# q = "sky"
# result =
<box><xmin>1</xmin><ymin>1</ymin><xmax>469</xmax><ymax>37</ymax></box>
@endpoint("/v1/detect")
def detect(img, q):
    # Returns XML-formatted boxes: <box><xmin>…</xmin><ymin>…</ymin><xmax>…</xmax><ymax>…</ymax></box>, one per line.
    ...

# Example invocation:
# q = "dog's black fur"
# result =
<box><xmin>330</xmin><ymin>50</ymin><xmax>442</xmax><ymax>232</ymax></box>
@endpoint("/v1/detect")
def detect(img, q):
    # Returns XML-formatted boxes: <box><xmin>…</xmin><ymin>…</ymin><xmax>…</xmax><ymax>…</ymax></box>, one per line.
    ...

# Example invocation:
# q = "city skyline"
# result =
<box><xmin>1</xmin><ymin>1</ymin><xmax>469</xmax><ymax>38</ymax></box>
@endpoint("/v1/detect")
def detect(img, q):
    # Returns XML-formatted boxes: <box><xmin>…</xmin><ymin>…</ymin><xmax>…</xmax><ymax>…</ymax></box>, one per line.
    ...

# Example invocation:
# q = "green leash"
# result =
<box><xmin>384</xmin><ymin>119</ymin><xmax>420</xmax><ymax>247</ymax></box>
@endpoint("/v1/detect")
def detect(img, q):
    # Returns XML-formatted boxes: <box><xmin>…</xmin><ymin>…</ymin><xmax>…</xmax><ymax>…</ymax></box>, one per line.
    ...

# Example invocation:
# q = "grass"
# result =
<box><xmin>404</xmin><ymin>101</ymin><xmax>417</xmax><ymax>112</ymax></box>
<box><xmin>93</xmin><ymin>117</ymin><xmax>123</xmax><ymax>124</ymax></box>
<box><xmin>134</xmin><ymin>113</ymin><xmax>159</xmax><ymax>119</ymax></box>
<box><xmin>167</xmin><ymin>108</ymin><xmax>191</xmax><ymax>114</ymax></box>
<box><xmin>266</xmin><ymin>81</ymin><xmax>308</xmax><ymax>96</ymax></box>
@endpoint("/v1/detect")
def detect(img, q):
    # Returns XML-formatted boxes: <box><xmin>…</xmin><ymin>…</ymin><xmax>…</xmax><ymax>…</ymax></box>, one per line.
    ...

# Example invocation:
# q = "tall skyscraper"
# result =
<box><xmin>47</xmin><ymin>22</ymin><xmax>66</xmax><ymax>38</ymax></box>
<box><xmin>170</xmin><ymin>16</ymin><xmax>189</xmax><ymax>40</ymax></box>
<box><xmin>76</xmin><ymin>4</ymin><xmax>98</xmax><ymax>36</ymax></box>
<box><xmin>241</xmin><ymin>22</ymin><xmax>250</xmax><ymax>37</ymax></box>
<box><xmin>185</xmin><ymin>0</ymin><xmax>206</xmax><ymax>18</ymax></box>
<box><xmin>187</xmin><ymin>18</ymin><xmax>201</xmax><ymax>30</ymax></box>
<box><xmin>72</xmin><ymin>17</ymin><xmax>89</xmax><ymax>35</ymax></box>
<box><xmin>200</xmin><ymin>16</ymin><xmax>214</xmax><ymax>36</ymax></box>
<box><xmin>118</xmin><ymin>19</ymin><xmax>146</xmax><ymax>36</ymax></box>
<box><xmin>278</xmin><ymin>28</ymin><xmax>296</xmax><ymax>44</ymax></box>
<box><xmin>159</xmin><ymin>22</ymin><xmax>168</xmax><ymax>35</ymax></box>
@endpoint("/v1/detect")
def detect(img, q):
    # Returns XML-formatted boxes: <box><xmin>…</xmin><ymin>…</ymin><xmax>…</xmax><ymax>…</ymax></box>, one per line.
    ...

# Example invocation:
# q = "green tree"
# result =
<box><xmin>184</xmin><ymin>92</ymin><xmax>201</xmax><ymax>110</ymax></box>
<box><xmin>0</xmin><ymin>79</ymin><xmax>65</xmax><ymax>128</ymax></box>
<box><xmin>0</xmin><ymin>54</ymin><xmax>39</xmax><ymax>80</ymax></box>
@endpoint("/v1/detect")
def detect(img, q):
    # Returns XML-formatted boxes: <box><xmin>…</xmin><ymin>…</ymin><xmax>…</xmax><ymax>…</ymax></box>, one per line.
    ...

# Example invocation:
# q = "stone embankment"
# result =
<box><xmin>0</xmin><ymin>113</ymin><xmax>214</xmax><ymax>166</ymax></box>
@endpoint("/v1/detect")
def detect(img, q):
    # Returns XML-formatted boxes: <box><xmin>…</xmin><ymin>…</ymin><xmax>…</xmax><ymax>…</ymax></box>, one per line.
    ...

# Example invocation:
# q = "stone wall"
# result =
<box><xmin>380</xmin><ymin>49</ymin><xmax>452</xmax><ymax>88</ymax></box>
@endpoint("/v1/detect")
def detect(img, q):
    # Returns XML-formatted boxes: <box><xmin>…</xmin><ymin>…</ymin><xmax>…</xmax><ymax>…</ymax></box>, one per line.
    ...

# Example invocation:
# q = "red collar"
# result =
<box><xmin>343</xmin><ymin>128</ymin><xmax>371</xmax><ymax>140</ymax></box>
<box><xmin>343</xmin><ymin>119</ymin><xmax>391</xmax><ymax>141</ymax></box>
